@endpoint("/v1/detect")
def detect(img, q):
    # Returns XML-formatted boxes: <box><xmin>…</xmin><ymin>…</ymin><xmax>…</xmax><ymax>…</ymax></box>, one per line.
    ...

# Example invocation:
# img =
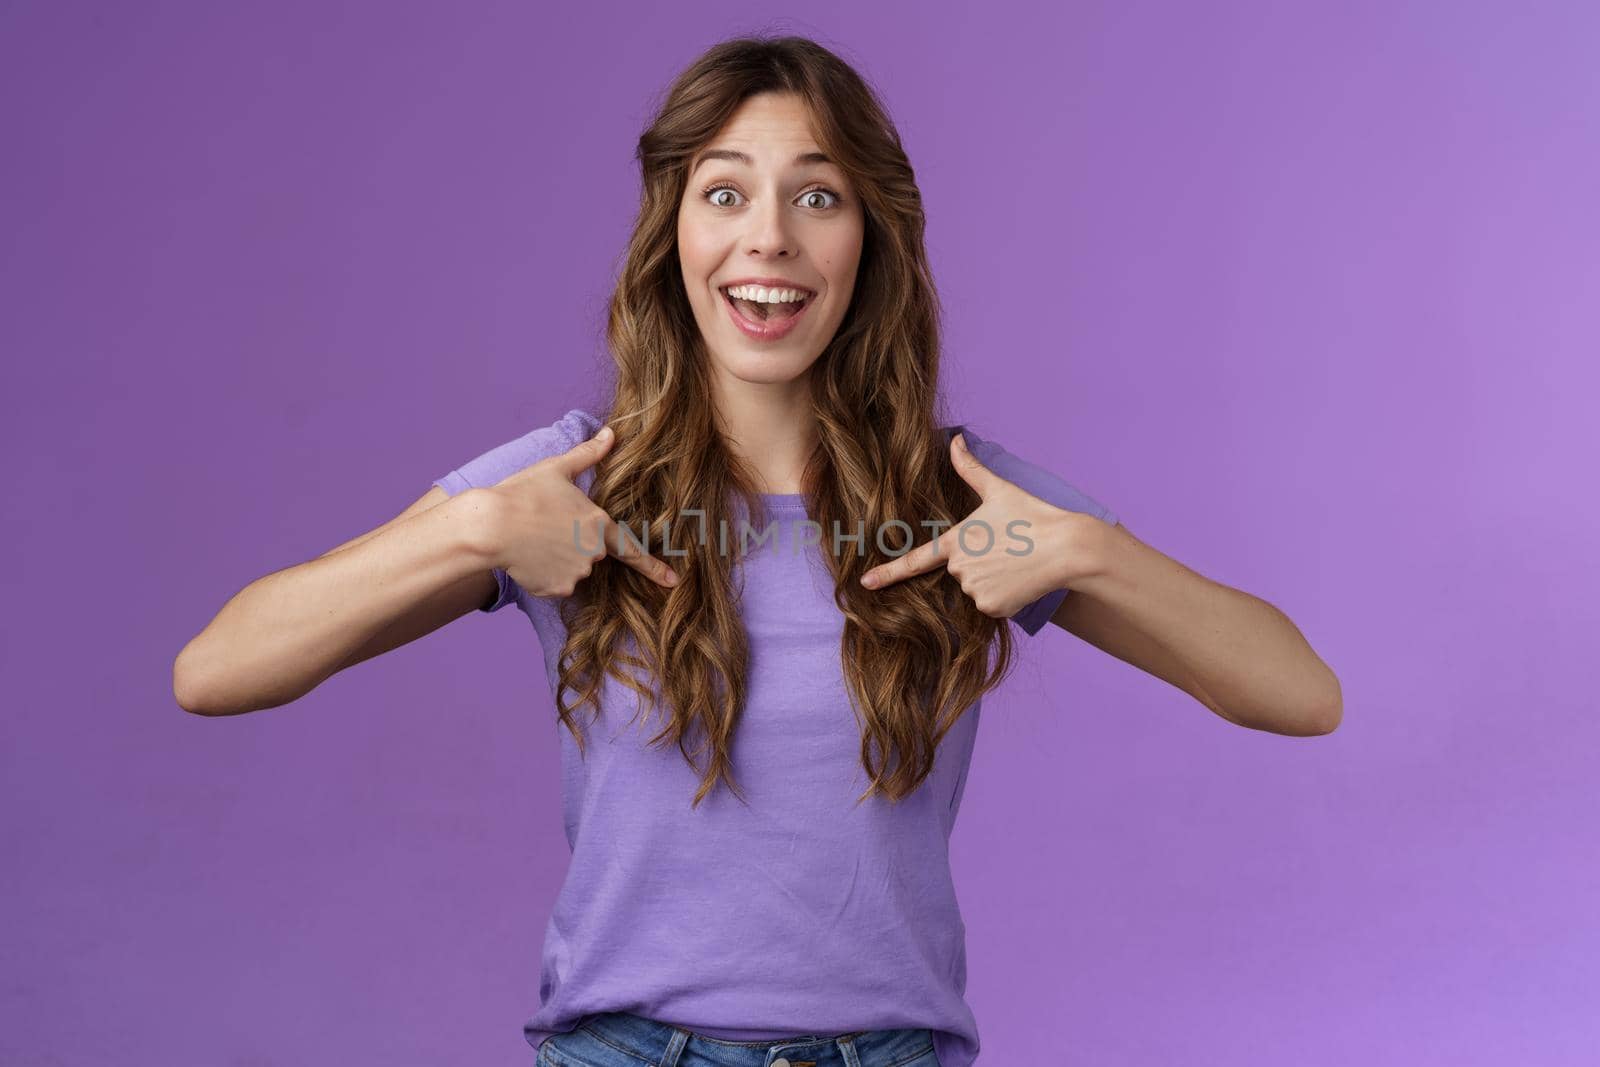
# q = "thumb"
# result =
<box><xmin>556</xmin><ymin>423</ymin><xmax>615</xmax><ymax>479</ymax></box>
<box><xmin>950</xmin><ymin>432</ymin><xmax>997</xmax><ymax>499</ymax></box>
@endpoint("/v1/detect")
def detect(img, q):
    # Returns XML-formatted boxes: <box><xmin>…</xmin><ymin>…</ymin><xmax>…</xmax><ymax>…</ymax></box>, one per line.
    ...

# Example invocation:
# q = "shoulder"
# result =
<box><xmin>519</xmin><ymin>406</ymin><xmax>606</xmax><ymax>456</ymax></box>
<box><xmin>433</xmin><ymin>406</ymin><xmax>607</xmax><ymax>496</ymax></box>
<box><xmin>939</xmin><ymin>419</ymin><xmax>1117</xmax><ymax>526</ymax></box>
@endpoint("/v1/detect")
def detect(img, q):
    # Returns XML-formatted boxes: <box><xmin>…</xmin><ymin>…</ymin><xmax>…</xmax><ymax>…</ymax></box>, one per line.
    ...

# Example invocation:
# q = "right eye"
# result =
<box><xmin>703</xmin><ymin>182</ymin><xmax>742</xmax><ymax>208</ymax></box>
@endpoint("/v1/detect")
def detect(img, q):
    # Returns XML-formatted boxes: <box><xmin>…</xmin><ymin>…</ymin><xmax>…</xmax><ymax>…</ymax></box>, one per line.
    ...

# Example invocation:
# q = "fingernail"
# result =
<box><xmin>598</xmin><ymin>425</ymin><xmax>613</xmax><ymax>440</ymax></box>
<box><xmin>860</xmin><ymin>573</ymin><xmax>878</xmax><ymax>588</ymax></box>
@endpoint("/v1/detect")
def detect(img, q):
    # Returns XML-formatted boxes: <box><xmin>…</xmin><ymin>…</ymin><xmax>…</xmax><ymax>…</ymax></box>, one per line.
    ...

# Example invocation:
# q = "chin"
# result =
<box><xmin>714</xmin><ymin>347</ymin><xmax>823</xmax><ymax>385</ymax></box>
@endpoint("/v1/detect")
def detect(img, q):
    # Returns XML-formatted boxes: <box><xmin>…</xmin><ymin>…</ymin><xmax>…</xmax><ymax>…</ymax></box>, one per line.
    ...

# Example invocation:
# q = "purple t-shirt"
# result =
<box><xmin>432</xmin><ymin>408</ymin><xmax>1117</xmax><ymax>1066</ymax></box>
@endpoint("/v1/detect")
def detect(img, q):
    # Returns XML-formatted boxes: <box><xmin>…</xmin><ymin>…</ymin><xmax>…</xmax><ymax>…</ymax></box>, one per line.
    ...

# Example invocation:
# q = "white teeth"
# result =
<box><xmin>723</xmin><ymin>284</ymin><xmax>811</xmax><ymax>304</ymax></box>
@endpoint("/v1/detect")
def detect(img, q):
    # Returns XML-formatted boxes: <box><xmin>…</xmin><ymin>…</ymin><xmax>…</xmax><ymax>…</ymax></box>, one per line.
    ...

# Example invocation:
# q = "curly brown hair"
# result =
<box><xmin>556</xmin><ymin>34</ymin><xmax>1024</xmax><ymax>808</ymax></box>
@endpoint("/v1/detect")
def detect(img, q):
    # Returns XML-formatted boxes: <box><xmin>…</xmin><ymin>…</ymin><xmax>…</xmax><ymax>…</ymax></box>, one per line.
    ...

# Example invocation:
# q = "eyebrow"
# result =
<box><xmin>691</xmin><ymin>149</ymin><xmax>834</xmax><ymax>174</ymax></box>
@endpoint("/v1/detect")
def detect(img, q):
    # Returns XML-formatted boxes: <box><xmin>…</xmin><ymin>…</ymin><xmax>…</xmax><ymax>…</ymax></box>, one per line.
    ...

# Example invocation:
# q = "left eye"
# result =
<box><xmin>797</xmin><ymin>188</ymin><xmax>839</xmax><ymax>209</ymax></box>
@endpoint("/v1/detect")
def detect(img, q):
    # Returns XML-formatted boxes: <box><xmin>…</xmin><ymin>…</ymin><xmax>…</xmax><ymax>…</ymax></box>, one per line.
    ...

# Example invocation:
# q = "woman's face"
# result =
<box><xmin>677</xmin><ymin>91</ymin><xmax>864</xmax><ymax>393</ymax></box>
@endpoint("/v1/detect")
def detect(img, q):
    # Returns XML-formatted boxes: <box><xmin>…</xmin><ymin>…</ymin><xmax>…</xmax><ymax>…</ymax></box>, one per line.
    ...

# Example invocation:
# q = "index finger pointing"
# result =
<box><xmin>602</xmin><ymin>513</ymin><xmax>680</xmax><ymax>588</ymax></box>
<box><xmin>860</xmin><ymin>529</ymin><xmax>954</xmax><ymax>589</ymax></box>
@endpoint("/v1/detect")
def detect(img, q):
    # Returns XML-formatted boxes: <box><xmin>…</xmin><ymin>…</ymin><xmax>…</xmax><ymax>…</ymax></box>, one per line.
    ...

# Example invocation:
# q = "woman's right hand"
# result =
<box><xmin>484</xmin><ymin>425</ymin><xmax>680</xmax><ymax>597</ymax></box>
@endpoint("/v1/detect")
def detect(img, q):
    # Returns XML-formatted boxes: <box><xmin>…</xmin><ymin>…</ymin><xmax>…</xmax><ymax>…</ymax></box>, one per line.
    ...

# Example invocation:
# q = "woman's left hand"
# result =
<box><xmin>858</xmin><ymin>433</ymin><xmax>1103</xmax><ymax>618</ymax></box>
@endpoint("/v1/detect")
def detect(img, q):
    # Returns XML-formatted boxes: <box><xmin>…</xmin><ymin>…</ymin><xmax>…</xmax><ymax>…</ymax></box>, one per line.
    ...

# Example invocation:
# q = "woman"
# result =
<box><xmin>174</xmin><ymin>35</ymin><xmax>1342</xmax><ymax>1067</ymax></box>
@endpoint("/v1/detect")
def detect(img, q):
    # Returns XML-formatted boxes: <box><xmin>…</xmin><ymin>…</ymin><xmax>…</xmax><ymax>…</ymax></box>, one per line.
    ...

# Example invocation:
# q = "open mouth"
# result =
<box><xmin>721</xmin><ymin>287</ymin><xmax>812</xmax><ymax>324</ymax></box>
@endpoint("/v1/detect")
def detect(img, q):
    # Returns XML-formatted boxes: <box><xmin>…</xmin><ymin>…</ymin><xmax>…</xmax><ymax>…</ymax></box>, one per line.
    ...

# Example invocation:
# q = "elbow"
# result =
<box><xmin>1223</xmin><ymin>681</ymin><xmax>1342</xmax><ymax>737</ymax></box>
<box><xmin>174</xmin><ymin>639</ymin><xmax>299</xmax><ymax>717</ymax></box>
<box><xmin>1218</xmin><ymin>701</ymin><xmax>1339</xmax><ymax>736</ymax></box>
<box><xmin>1314</xmin><ymin>668</ymin><xmax>1343</xmax><ymax>734</ymax></box>
<box><xmin>173</xmin><ymin>644</ymin><xmax>212</xmax><ymax>715</ymax></box>
<box><xmin>1299</xmin><ymin>672</ymin><xmax>1343</xmax><ymax>736</ymax></box>
<box><xmin>173</xmin><ymin>640</ymin><xmax>231</xmax><ymax>716</ymax></box>
<box><xmin>1306</xmin><ymin>701</ymin><xmax>1341</xmax><ymax>736</ymax></box>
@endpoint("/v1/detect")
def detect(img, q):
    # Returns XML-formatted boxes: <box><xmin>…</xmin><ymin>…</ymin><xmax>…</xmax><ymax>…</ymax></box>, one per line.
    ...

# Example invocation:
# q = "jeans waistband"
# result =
<box><xmin>576</xmin><ymin>1010</ymin><xmax>937</xmax><ymax>1067</ymax></box>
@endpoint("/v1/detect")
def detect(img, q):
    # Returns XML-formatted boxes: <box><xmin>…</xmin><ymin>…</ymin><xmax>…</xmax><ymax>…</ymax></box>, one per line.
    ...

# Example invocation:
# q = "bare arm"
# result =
<box><xmin>1050</xmin><ymin>520</ymin><xmax>1342</xmax><ymax>736</ymax></box>
<box><xmin>172</xmin><ymin>485</ymin><xmax>503</xmax><ymax>716</ymax></box>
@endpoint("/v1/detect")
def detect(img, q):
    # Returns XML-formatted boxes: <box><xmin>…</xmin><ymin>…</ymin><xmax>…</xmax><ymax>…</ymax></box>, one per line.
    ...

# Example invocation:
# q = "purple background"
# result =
<box><xmin>3</xmin><ymin>2</ymin><xmax>1595</xmax><ymax>1064</ymax></box>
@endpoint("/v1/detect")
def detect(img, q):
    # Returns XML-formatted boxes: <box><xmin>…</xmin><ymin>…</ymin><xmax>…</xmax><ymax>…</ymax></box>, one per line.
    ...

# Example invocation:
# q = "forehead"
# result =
<box><xmin>692</xmin><ymin>92</ymin><xmax>830</xmax><ymax>168</ymax></box>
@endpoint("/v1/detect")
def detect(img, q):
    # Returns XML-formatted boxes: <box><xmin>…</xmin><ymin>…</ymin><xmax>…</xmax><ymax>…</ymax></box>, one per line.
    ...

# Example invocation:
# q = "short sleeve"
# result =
<box><xmin>431</xmin><ymin>407</ymin><xmax>605</xmax><ymax>614</ymax></box>
<box><xmin>943</xmin><ymin>423</ymin><xmax>1119</xmax><ymax>636</ymax></box>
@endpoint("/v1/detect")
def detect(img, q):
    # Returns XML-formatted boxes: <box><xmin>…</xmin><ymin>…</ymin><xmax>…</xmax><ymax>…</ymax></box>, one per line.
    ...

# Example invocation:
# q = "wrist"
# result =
<box><xmin>1062</xmin><ymin>511</ymin><xmax>1125</xmax><ymax>596</ymax></box>
<box><xmin>449</xmin><ymin>486</ymin><xmax>508</xmax><ymax>572</ymax></box>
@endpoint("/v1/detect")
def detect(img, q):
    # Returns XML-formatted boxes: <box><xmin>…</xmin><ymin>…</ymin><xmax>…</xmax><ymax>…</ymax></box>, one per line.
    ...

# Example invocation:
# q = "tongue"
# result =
<box><xmin>735</xmin><ymin>298</ymin><xmax>802</xmax><ymax>322</ymax></box>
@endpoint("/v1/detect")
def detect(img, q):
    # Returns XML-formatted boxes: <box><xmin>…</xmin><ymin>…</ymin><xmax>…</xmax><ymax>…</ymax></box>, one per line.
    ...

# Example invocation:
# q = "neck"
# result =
<box><xmin>711</xmin><ymin>375</ymin><xmax>820</xmax><ymax>495</ymax></box>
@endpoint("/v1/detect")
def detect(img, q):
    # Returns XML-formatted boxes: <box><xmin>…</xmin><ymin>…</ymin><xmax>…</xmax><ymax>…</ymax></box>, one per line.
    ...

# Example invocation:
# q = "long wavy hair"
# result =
<box><xmin>556</xmin><ymin>34</ymin><xmax>1024</xmax><ymax>808</ymax></box>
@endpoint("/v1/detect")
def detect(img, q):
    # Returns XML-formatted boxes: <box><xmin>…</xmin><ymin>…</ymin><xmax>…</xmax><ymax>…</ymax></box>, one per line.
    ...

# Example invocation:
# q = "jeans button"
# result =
<box><xmin>771</xmin><ymin>1060</ymin><xmax>791</xmax><ymax>1067</ymax></box>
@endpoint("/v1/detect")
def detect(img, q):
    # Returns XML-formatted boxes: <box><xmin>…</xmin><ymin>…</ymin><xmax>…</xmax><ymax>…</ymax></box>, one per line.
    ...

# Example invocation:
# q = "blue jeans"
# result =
<box><xmin>536</xmin><ymin>1011</ymin><xmax>942</xmax><ymax>1067</ymax></box>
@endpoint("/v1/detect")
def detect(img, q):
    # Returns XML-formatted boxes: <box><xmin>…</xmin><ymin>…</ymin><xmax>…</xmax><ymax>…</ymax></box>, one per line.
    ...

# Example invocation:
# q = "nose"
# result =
<box><xmin>744</xmin><ymin>192</ymin><xmax>795</xmax><ymax>258</ymax></box>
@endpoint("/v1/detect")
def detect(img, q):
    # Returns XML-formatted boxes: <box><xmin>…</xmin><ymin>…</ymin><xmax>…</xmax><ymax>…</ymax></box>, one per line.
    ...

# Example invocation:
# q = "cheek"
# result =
<box><xmin>678</xmin><ymin>230</ymin><xmax>724</xmax><ymax>299</ymax></box>
<box><xmin>821</xmin><ymin>236</ymin><xmax>864</xmax><ymax>296</ymax></box>
<box><xmin>676</xmin><ymin>215</ymin><xmax>708</xmax><ymax>268</ymax></box>
<box><xmin>677</xmin><ymin>206</ymin><xmax>723</xmax><ymax>248</ymax></box>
